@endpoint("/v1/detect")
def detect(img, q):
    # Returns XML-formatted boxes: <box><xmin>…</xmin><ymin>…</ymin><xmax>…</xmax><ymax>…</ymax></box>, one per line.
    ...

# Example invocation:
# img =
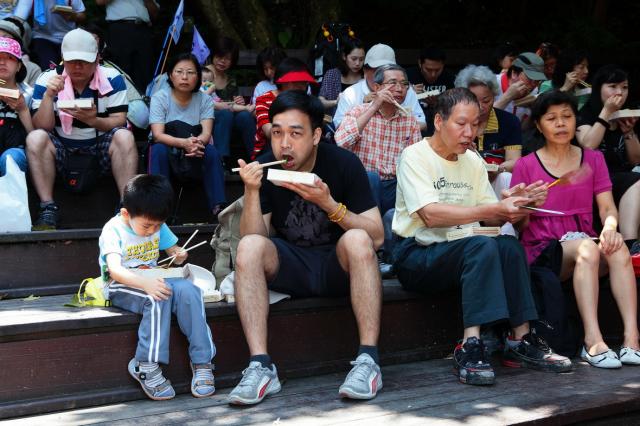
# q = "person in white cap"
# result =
<box><xmin>27</xmin><ymin>28</ymin><xmax>136</xmax><ymax>230</ymax></box>
<box><xmin>333</xmin><ymin>43</ymin><xmax>426</xmax><ymax>131</ymax></box>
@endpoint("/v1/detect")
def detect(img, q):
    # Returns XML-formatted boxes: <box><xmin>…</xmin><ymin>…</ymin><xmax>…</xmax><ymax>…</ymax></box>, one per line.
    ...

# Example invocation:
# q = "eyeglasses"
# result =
<box><xmin>382</xmin><ymin>79</ymin><xmax>410</xmax><ymax>88</ymax></box>
<box><xmin>173</xmin><ymin>69</ymin><xmax>197</xmax><ymax>77</ymax></box>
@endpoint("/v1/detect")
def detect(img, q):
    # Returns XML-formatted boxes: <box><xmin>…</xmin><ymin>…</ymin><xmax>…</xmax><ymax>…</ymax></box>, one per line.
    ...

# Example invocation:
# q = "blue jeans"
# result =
<box><xmin>148</xmin><ymin>143</ymin><xmax>226</xmax><ymax>211</ymax></box>
<box><xmin>0</xmin><ymin>148</ymin><xmax>27</xmax><ymax>176</ymax></box>
<box><xmin>213</xmin><ymin>109</ymin><xmax>256</xmax><ymax>158</ymax></box>
<box><xmin>367</xmin><ymin>172</ymin><xmax>397</xmax><ymax>259</ymax></box>
<box><xmin>366</xmin><ymin>172</ymin><xmax>396</xmax><ymax>215</ymax></box>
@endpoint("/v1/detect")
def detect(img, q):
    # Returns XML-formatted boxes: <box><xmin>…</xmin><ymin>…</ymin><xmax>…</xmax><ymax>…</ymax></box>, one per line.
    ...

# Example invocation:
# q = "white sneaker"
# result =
<box><xmin>619</xmin><ymin>347</ymin><xmax>640</xmax><ymax>365</ymax></box>
<box><xmin>228</xmin><ymin>361</ymin><xmax>281</xmax><ymax>405</ymax></box>
<box><xmin>580</xmin><ymin>346</ymin><xmax>622</xmax><ymax>369</ymax></box>
<box><xmin>338</xmin><ymin>353</ymin><xmax>382</xmax><ymax>400</ymax></box>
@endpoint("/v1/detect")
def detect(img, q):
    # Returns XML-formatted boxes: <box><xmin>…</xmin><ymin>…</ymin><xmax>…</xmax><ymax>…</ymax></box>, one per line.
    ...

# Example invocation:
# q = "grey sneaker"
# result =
<box><xmin>338</xmin><ymin>353</ymin><xmax>382</xmax><ymax>400</ymax></box>
<box><xmin>32</xmin><ymin>203</ymin><xmax>59</xmax><ymax>231</ymax></box>
<box><xmin>227</xmin><ymin>361</ymin><xmax>281</xmax><ymax>405</ymax></box>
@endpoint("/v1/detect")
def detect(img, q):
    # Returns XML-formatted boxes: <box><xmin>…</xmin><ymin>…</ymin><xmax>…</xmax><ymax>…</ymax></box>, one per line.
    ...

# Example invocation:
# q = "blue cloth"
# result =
<box><xmin>148</xmin><ymin>142</ymin><xmax>226</xmax><ymax>210</ymax></box>
<box><xmin>191</xmin><ymin>26</ymin><xmax>209</xmax><ymax>65</ymax></box>
<box><xmin>213</xmin><ymin>109</ymin><xmax>256</xmax><ymax>158</ymax></box>
<box><xmin>366</xmin><ymin>172</ymin><xmax>396</xmax><ymax>215</ymax></box>
<box><xmin>108</xmin><ymin>278</ymin><xmax>216</xmax><ymax>365</ymax></box>
<box><xmin>0</xmin><ymin>148</ymin><xmax>27</xmax><ymax>176</ymax></box>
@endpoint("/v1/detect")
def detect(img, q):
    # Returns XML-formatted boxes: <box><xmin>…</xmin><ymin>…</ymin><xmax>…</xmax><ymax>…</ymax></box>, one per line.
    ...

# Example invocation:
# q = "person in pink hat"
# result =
<box><xmin>0</xmin><ymin>36</ymin><xmax>33</xmax><ymax>177</ymax></box>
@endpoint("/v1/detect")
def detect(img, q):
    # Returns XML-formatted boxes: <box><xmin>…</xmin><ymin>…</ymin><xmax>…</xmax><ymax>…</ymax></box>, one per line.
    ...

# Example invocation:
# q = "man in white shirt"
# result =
<box><xmin>96</xmin><ymin>0</ymin><xmax>159</xmax><ymax>92</ymax></box>
<box><xmin>392</xmin><ymin>87</ymin><xmax>571</xmax><ymax>386</ymax></box>
<box><xmin>333</xmin><ymin>44</ymin><xmax>426</xmax><ymax>131</ymax></box>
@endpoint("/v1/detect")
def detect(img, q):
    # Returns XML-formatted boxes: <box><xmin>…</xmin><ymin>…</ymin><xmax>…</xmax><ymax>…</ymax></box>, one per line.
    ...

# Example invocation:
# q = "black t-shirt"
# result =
<box><xmin>406</xmin><ymin>67</ymin><xmax>455</xmax><ymax>97</ymax></box>
<box><xmin>259</xmin><ymin>143</ymin><xmax>376</xmax><ymax>247</ymax></box>
<box><xmin>0</xmin><ymin>98</ymin><xmax>27</xmax><ymax>153</ymax></box>
<box><xmin>578</xmin><ymin>106</ymin><xmax>630</xmax><ymax>174</ymax></box>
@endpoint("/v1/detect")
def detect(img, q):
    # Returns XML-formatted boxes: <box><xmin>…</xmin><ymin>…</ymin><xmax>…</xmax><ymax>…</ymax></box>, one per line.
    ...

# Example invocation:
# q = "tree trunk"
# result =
<box><xmin>305</xmin><ymin>0</ymin><xmax>341</xmax><ymax>48</ymax></box>
<box><xmin>237</xmin><ymin>0</ymin><xmax>274</xmax><ymax>49</ymax></box>
<box><xmin>192</xmin><ymin>0</ymin><xmax>246</xmax><ymax>48</ymax></box>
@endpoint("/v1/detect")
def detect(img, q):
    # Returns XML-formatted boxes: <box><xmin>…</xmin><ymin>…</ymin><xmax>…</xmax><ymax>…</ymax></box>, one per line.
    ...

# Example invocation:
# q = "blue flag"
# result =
<box><xmin>192</xmin><ymin>26</ymin><xmax>210</xmax><ymax>65</ymax></box>
<box><xmin>170</xmin><ymin>0</ymin><xmax>184</xmax><ymax>43</ymax></box>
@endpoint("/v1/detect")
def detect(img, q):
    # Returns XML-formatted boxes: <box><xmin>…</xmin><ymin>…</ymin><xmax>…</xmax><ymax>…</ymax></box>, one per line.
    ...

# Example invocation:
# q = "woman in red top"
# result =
<box><xmin>253</xmin><ymin>58</ymin><xmax>317</xmax><ymax>159</ymax></box>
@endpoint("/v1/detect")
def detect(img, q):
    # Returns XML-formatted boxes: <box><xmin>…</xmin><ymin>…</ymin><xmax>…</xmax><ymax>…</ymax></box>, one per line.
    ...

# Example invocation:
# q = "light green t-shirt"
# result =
<box><xmin>539</xmin><ymin>80</ymin><xmax>590</xmax><ymax>110</ymax></box>
<box><xmin>393</xmin><ymin>138</ymin><xmax>498</xmax><ymax>246</ymax></box>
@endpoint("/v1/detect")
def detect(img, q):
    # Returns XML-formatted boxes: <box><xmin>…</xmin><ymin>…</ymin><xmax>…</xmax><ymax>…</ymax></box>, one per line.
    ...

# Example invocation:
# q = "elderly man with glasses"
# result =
<box><xmin>335</xmin><ymin>64</ymin><xmax>422</xmax><ymax>272</ymax></box>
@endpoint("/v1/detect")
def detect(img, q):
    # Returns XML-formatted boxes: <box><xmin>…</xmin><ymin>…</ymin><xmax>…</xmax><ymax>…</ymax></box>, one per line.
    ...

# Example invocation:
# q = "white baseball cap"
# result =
<box><xmin>61</xmin><ymin>28</ymin><xmax>98</xmax><ymax>62</ymax></box>
<box><xmin>364</xmin><ymin>44</ymin><xmax>396</xmax><ymax>68</ymax></box>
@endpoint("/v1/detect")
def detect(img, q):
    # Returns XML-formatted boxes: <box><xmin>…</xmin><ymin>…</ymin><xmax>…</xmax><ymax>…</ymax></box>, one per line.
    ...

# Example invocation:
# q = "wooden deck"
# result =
<box><xmin>5</xmin><ymin>358</ymin><xmax>640</xmax><ymax>425</ymax></box>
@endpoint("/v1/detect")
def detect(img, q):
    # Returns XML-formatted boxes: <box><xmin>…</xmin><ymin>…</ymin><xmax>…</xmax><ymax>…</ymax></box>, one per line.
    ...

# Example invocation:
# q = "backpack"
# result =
<box><xmin>65</xmin><ymin>277</ymin><xmax>112</xmax><ymax>308</ymax></box>
<box><xmin>529</xmin><ymin>265</ymin><xmax>580</xmax><ymax>357</ymax></box>
<box><xmin>210</xmin><ymin>197</ymin><xmax>244</xmax><ymax>283</ymax></box>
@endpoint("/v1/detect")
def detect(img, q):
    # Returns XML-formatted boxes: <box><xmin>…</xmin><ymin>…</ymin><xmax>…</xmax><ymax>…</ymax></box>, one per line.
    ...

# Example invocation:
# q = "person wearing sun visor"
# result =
<box><xmin>252</xmin><ymin>57</ymin><xmax>317</xmax><ymax>160</ymax></box>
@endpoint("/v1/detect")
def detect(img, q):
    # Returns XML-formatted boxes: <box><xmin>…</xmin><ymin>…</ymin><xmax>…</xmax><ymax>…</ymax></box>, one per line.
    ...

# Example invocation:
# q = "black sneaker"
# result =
<box><xmin>453</xmin><ymin>337</ymin><xmax>495</xmax><ymax>385</ymax></box>
<box><xmin>32</xmin><ymin>203</ymin><xmax>59</xmax><ymax>231</ymax></box>
<box><xmin>503</xmin><ymin>331</ymin><xmax>572</xmax><ymax>372</ymax></box>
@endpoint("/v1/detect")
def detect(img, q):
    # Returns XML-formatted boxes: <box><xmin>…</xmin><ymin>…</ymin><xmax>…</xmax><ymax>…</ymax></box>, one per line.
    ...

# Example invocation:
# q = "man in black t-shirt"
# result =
<box><xmin>407</xmin><ymin>47</ymin><xmax>455</xmax><ymax>136</ymax></box>
<box><xmin>228</xmin><ymin>91</ymin><xmax>384</xmax><ymax>406</ymax></box>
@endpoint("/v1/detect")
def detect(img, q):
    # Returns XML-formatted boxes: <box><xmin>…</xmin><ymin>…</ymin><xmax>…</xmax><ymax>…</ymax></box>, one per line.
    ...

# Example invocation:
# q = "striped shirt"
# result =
<box><xmin>253</xmin><ymin>89</ymin><xmax>277</xmax><ymax>159</ymax></box>
<box><xmin>335</xmin><ymin>103</ymin><xmax>421</xmax><ymax>180</ymax></box>
<box><xmin>32</xmin><ymin>67</ymin><xmax>128</xmax><ymax>147</ymax></box>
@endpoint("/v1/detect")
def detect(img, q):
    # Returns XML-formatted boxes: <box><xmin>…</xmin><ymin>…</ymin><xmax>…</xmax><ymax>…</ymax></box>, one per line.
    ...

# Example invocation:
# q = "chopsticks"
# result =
<box><xmin>231</xmin><ymin>159</ymin><xmax>286</xmax><ymax>173</ymax></box>
<box><xmin>157</xmin><ymin>228</ymin><xmax>208</xmax><ymax>265</ymax></box>
<box><xmin>577</xmin><ymin>79</ymin><xmax>591</xmax><ymax>88</ymax></box>
<box><xmin>391</xmin><ymin>99</ymin><xmax>409</xmax><ymax>116</ymax></box>
<box><xmin>166</xmin><ymin>229</ymin><xmax>198</xmax><ymax>268</ymax></box>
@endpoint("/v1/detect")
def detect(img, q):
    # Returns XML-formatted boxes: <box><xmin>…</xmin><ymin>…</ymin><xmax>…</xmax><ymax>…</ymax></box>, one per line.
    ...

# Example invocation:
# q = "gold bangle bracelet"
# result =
<box><xmin>331</xmin><ymin>205</ymin><xmax>348</xmax><ymax>223</ymax></box>
<box><xmin>328</xmin><ymin>203</ymin><xmax>344</xmax><ymax>220</ymax></box>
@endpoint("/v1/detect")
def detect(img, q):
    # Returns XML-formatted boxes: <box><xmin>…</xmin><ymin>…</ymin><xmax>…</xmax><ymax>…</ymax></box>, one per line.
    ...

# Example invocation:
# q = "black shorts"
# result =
<box><xmin>610</xmin><ymin>172</ymin><xmax>640</xmax><ymax>205</ymax></box>
<box><xmin>268</xmin><ymin>238</ymin><xmax>349</xmax><ymax>298</ymax></box>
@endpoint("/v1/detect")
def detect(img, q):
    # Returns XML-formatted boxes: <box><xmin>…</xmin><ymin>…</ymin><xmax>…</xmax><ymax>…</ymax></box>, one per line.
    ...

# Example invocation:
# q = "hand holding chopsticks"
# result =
<box><xmin>158</xmin><ymin>240</ymin><xmax>208</xmax><ymax>265</ymax></box>
<box><xmin>158</xmin><ymin>228</ymin><xmax>208</xmax><ymax>265</ymax></box>
<box><xmin>232</xmin><ymin>159</ymin><xmax>286</xmax><ymax>173</ymax></box>
<box><xmin>166</xmin><ymin>229</ymin><xmax>198</xmax><ymax>268</ymax></box>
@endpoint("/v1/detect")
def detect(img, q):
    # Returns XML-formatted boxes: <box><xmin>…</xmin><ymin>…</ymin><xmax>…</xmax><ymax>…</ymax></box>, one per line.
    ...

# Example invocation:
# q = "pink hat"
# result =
<box><xmin>0</xmin><ymin>36</ymin><xmax>21</xmax><ymax>59</ymax></box>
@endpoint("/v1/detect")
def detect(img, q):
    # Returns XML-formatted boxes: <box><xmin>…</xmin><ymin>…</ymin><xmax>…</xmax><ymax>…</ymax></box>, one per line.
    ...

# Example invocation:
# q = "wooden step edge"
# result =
<box><xmin>0</xmin><ymin>282</ymin><xmax>417</xmax><ymax>341</ymax></box>
<box><xmin>0</xmin><ymin>225</ymin><xmax>217</xmax><ymax>244</ymax></box>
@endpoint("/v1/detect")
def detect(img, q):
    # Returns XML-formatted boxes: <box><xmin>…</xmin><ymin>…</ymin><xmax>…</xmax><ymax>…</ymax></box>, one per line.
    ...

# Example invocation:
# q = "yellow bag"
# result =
<box><xmin>65</xmin><ymin>277</ymin><xmax>112</xmax><ymax>307</ymax></box>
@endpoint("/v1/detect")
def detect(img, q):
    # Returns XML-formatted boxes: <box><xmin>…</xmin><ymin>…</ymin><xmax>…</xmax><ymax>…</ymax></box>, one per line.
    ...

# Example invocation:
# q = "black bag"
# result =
<box><xmin>163</xmin><ymin>121</ymin><xmax>203</xmax><ymax>182</ymax></box>
<box><xmin>530</xmin><ymin>265</ymin><xmax>581</xmax><ymax>357</ymax></box>
<box><xmin>62</xmin><ymin>149</ymin><xmax>101</xmax><ymax>193</ymax></box>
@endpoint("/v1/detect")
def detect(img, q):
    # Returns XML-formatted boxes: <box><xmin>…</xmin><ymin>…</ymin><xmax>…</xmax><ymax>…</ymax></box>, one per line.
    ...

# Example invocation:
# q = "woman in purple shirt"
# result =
<box><xmin>512</xmin><ymin>91</ymin><xmax>639</xmax><ymax>369</ymax></box>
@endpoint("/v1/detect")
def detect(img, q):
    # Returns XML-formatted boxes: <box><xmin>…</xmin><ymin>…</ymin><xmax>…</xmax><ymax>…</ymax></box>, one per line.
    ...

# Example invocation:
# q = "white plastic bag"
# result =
<box><xmin>0</xmin><ymin>156</ymin><xmax>31</xmax><ymax>232</ymax></box>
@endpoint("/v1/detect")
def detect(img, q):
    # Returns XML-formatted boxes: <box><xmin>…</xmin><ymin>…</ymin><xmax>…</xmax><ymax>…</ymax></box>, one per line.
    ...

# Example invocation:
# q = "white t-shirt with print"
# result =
<box><xmin>393</xmin><ymin>138</ymin><xmax>498</xmax><ymax>246</ymax></box>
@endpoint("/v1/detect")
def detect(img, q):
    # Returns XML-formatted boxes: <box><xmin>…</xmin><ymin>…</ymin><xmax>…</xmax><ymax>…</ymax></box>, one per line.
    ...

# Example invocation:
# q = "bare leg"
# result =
<box><xmin>511</xmin><ymin>322</ymin><xmax>530</xmax><ymax>340</ymax></box>
<box><xmin>603</xmin><ymin>245</ymin><xmax>640</xmax><ymax>349</ymax></box>
<box><xmin>463</xmin><ymin>326</ymin><xmax>481</xmax><ymax>342</ymax></box>
<box><xmin>234</xmin><ymin>234</ymin><xmax>279</xmax><ymax>355</ymax></box>
<box><xmin>618</xmin><ymin>180</ymin><xmax>640</xmax><ymax>240</ymax></box>
<box><xmin>560</xmin><ymin>239</ymin><xmax>608</xmax><ymax>354</ymax></box>
<box><xmin>108</xmin><ymin>129</ymin><xmax>138</xmax><ymax>197</ymax></box>
<box><xmin>336</xmin><ymin>229</ymin><xmax>381</xmax><ymax>347</ymax></box>
<box><xmin>26</xmin><ymin>130</ymin><xmax>56</xmax><ymax>202</ymax></box>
